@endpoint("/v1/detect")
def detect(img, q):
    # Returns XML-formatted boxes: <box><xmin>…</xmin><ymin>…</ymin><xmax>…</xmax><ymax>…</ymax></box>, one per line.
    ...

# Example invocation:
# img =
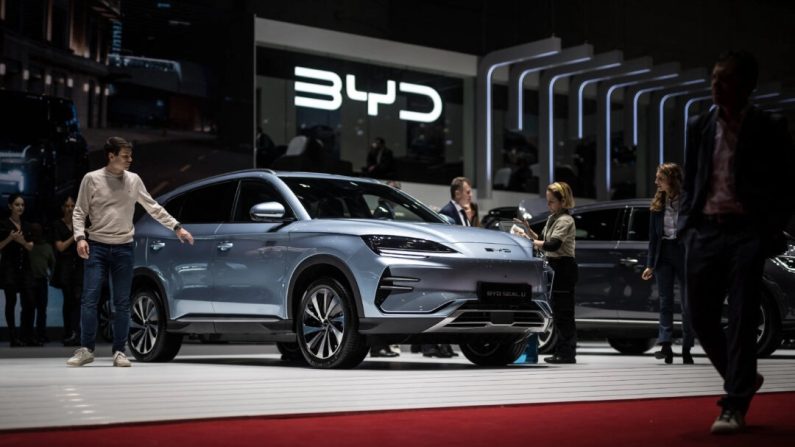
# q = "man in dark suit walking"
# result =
<box><xmin>679</xmin><ymin>51</ymin><xmax>795</xmax><ymax>434</ymax></box>
<box><xmin>438</xmin><ymin>177</ymin><xmax>473</xmax><ymax>226</ymax></box>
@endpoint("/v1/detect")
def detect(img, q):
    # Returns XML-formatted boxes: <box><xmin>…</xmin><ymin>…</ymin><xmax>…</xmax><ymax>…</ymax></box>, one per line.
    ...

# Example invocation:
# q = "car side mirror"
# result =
<box><xmin>250</xmin><ymin>202</ymin><xmax>285</xmax><ymax>221</ymax></box>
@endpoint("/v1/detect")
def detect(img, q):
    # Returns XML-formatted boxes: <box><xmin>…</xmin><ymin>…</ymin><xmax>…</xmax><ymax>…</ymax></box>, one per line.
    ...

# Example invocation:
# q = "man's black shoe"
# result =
<box><xmin>544</xmin><ymin>355</ymin><xmax>576</xmax><ymax>364</ymax></box>
<box><xmin>439</xmin><ymin>344</ymin><xmax>459</xmax><ymax>357</ymax></box>
<box><xmin>682</xmin><ymin>349</ymin><xmax>694</xmax><ymax>364</ymax></box>
<box><xmin>423</xmin><ymin>345</ymin><xmax>454</xmax><ymax>358</ymax></box>
<box><xmin>370</xmin><ymin>348</ymin><xmax>399</xmax><ymax>358</ymax></box>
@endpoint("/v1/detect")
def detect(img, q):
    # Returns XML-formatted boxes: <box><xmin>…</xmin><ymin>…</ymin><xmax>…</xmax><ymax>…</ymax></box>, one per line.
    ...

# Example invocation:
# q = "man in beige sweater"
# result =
<box><xmin>67</xmin><ymin>137</ymin><xmax>193</xmax><ymax>367</ymax></box>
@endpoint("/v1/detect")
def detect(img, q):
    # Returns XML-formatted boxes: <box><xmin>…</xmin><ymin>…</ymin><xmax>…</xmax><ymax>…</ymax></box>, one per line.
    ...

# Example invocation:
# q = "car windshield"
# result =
<box><xmin>281</xmin><ymin>177</ymin><xmax>445</xmax><ymax>223</ymax></box>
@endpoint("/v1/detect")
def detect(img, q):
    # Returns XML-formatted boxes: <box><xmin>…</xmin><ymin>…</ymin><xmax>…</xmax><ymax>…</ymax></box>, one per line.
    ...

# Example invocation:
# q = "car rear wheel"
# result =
<box><xmin>607</xmin><ymin>337</ymin><xmax>656</xmax><ymax>355</ymax></box>
<box><xmin>755</xmin><ymin>292</ymin><xmax>782</xmax><ymax>357</ymax></box>
<box><xmin>128</xmin><ymin>288</ymin><xmax>183</xmax><ymax>362</ymax></box>
<box><xmin>459</xmin><ymin>335</ymin><xmax>527</xmax><ymax>366</ymax></box>
<box><xmin>537</xmin><ymin>325</ymin><xmax>557</xmax><ymax>354</ymax></box>
<box><xmin>99</xmin><ymin>297</ymin><xmax>113</xmax><ymax>342</ymax></box>
<box><xmin>296</xmin><ymin>277</ymin><xmax>368</xmax><ymax>369</ymax></box>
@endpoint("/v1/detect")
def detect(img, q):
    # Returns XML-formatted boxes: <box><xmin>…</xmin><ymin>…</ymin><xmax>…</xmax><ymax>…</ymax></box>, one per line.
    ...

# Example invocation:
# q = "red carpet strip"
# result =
<box><xmin>2</xmin><ymin>393</ymin><xmax>794</xmax><ymax>447</ymax></box>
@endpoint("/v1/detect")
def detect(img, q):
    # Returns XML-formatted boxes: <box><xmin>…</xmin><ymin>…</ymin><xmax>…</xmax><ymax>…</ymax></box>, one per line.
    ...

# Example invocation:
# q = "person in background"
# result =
<box><xmin>51</xmin><ymin>196</ymin><xmax>83</xmax><ymax>346</ymax></box>
<box><xmin>464</xmin><ymin>202</ymin><xmax>480</xmax><ymax>227</ymax></box>
<box><xmin>29</xmin><ymin>223</ymin><xmax>55</xmax><ymax>344</ymax></box>
<box><xmin>641</xmin><ymin>163</ymin><xmax>695</xmax><ymax>365</ymax></box>
<box><xmin>364</xmin><ymin>137</ymin><xmax>395</xmax><ymax>179</ymax></box>
<box><xmin>679</xmin><ymin>50</ymin><xmax>795</xmax><ymax>434</ymax></box>
<box><xmin>526</xmin><ymin>182</ymin><xmax>579</xmax><ymax>364</ymax></box>
<box><xmin>414</xmin><ymin>177</ymin><xmax>475</xmax><ymax>358</ymax></box>
<box><xmin>0</xmin><ymin>193</ymin><xmax>37</xmax><ymax>347</ymax></box>
<box><xmin>67</xmin><ymin>137</ymin><xmax>194</xmax><ymax>368</ymax></box>
<box><xmin>439</xmin><ymin>177</ymin><xmax>473</xmax><ymax>226</ymax></box>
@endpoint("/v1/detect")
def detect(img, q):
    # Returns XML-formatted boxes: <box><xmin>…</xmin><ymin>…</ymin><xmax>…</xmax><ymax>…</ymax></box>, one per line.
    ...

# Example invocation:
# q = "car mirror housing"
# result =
<box><xmin>250</xmin><ymin>201</ymin><xmax>286</xmax><ymax>221</ymax></box>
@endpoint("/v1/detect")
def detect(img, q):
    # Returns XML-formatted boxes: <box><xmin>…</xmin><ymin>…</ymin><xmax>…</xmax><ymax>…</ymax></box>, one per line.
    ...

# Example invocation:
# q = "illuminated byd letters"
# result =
<box><xmin>294</xmin><ymin>66</ymin><xmax>442</xmax><ymax>123</ymax></box>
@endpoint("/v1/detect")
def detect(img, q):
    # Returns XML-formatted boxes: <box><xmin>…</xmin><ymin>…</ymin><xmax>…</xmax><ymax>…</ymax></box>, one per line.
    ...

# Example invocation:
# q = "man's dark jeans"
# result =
<box><xmin>80</xmin><ymin>241</ymin><xmax>134</xmax><ymax>353</ymax></box>
<box><xmin>685</xmin><ymin>219</ymin><xmax>763</xmax><ymax>413</ymax></box>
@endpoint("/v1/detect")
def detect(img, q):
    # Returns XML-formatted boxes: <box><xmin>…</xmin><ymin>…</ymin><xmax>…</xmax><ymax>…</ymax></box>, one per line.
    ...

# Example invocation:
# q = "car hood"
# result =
<box><xmin>289</xmin><ymin>219</ymin><xmax>534</xmax><ymax>250</ymax></box>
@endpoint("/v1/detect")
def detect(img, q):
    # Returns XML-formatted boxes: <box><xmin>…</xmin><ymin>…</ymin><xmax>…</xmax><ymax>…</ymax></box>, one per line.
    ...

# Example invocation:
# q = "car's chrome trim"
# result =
<box><xmin>424</xmin><ymin>309</ymin><xmax>550</xmax><ymax>332</ymax></box>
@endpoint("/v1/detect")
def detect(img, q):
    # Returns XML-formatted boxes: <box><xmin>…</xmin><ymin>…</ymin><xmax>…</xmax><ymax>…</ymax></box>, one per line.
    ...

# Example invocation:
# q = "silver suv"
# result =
<box><xmin>129</xmin><ymin>170</ymin><xmax>552</xmax><ymax>368</ymax></box>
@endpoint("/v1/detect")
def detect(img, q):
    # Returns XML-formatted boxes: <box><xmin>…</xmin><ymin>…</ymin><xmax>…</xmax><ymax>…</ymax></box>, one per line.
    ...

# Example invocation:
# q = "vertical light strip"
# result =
<box><xmin>483</xmin><ymin>51</ymin><xmax>559</xmax><ymax>190</ymax></box>
<box><xmin>682</xmin><ymin>95</ymin><xmax>712</xmax><ymax>153</ymax></box>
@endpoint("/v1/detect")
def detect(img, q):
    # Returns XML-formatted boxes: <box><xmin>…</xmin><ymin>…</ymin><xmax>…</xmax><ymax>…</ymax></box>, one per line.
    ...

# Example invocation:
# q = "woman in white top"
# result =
<box><xmin>641</xmin><ymin>163</ymin><xmax>694</xmax><ymax>364</ymax></box>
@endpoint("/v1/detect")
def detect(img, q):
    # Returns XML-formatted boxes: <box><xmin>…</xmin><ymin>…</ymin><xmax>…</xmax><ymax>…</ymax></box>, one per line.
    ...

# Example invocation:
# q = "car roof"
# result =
<box><xmin>527</xmin><ymin>198</ymin><xmax>651</xmax><ymax>223</ymax></box>
<box><xmin>155</xmin><ymin>169</ymin><xmax>385</xmax><ymax>201</ymax></box>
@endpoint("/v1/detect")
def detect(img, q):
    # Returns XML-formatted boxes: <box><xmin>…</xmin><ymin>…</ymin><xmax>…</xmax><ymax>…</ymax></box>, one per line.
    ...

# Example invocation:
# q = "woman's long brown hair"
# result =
<box><xmin>650</xmin><ymin>163</ymin><xmax>683</xmax><ymax>212</ymax></box>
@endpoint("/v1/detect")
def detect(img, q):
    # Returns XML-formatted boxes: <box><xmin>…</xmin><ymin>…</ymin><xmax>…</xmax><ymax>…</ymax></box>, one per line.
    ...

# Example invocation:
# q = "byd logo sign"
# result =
<box><xmin>294</xmin><ymin>66</ymin><xmax>443</xmax><ymax>123</ymax></box>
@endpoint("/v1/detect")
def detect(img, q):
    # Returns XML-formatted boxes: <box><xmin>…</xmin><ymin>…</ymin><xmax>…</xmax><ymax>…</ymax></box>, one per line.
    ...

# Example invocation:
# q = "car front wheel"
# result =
<box><xmin>459</xmin><ymin>335</ymin><xmax>527</xmax><ymax>366</ymax></box>
<box><xmin>128</xmin><ymin>288</ymin><xmax>183</xmax><ymax>362</ymax></box>
<box><xmin>296</xmin><ymin>277</ymin><xmax>368</xmax><ymax>369</ymax></box>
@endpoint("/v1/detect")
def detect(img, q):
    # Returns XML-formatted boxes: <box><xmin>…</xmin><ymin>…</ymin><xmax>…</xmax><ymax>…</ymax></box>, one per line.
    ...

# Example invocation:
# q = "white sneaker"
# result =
<box><xmin>112</xmin><ymin>351</ymin><xmax>132</xmax><ymax>367</ymax></box>
<box><xmin>66</xmin><ymin>347</ymin><xmax>95</xmax><ymax>367</ymax></box>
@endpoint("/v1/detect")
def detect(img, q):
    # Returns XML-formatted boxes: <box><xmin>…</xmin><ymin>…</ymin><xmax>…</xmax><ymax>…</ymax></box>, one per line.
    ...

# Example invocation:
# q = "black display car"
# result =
<box><xmin>492</xmin><ymin>198</ymin><xmax>795</xmax><ymax>357</ymax></box>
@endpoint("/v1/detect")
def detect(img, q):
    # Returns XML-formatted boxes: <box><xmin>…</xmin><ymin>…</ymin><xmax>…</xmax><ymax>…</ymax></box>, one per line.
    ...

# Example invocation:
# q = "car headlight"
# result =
<box><xmin>362</xmin><ymin>235</ymin><xmax>458</xmax><ymax>258</ymax></box>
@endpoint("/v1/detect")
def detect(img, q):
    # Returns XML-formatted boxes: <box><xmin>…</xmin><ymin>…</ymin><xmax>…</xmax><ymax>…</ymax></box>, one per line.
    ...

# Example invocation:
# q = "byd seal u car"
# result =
<box><xmin>129</xmin><ymin>170</ymin><xmax>552</xmax><ymax>368</ymax></box>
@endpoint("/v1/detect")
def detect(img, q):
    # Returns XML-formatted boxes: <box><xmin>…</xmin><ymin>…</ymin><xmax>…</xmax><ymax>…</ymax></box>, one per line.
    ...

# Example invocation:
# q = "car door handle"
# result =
<box><xmin>619</xmin><ymin>257</ymin><xmax>639</xmax><ymax>266</ymax></box>
<box><xmin>217</xmin><ymin>242</ymin><xmax>234</xmax><ymax>252</ymax></box>
<box><xmin>150</xmin><ymin>241</ymin><xmax>165</xmax><ymax>252</ymax></box>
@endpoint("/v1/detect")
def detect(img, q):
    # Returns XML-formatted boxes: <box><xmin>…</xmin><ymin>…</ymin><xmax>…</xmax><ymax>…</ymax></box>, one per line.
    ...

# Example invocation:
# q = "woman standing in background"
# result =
<box><xmin>641</xmin><ymin>163</ymin><xmax>695</xmax><ymax>364</ymax></box>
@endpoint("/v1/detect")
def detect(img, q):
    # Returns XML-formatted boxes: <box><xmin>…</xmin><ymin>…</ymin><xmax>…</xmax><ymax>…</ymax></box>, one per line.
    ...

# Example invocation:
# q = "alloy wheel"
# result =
<box><xmin>130</xmin><ymin>294</ymin><xmax>159</xmax><ymax>355</ymax></box>
<box><xmin>301</xmin><ymin>286</ymin><xmax>346</xmax><ymax>359</ymax></box>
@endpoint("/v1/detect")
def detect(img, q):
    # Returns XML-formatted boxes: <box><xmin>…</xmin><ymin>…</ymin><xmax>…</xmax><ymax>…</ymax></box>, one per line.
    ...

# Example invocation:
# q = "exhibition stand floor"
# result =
<box><xmin>1</xmin><ymin>342</ymin><xmax>794</xmax><ymax>446</ymax></box>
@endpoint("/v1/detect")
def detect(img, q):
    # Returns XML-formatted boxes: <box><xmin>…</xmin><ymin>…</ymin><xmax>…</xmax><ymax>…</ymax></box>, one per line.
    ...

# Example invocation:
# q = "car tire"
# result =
<box><xmin>756</xmin><ymin>292</ymin><xmax>783</xmax><ymax>358</ymax></box>
<box><xmin>128</xmin><ymin>288</ymin><xmax>183</xmax><ymax>362</ymax></box>
<box><xmin>607</xmin><ymin>337</ymin><xmax>656</xmax><ymax>355</ymax></box>
<box><xmin>296</xmin><ymin>277</ymin><xmax>368</xmax><ymax>369</ymax></box>
<box><xmin>98</xmin><ymin>297</ymin><xmax>113</xmax><ymax>342</ymax></box>
<box><xmin>459</xmin><ymin>335</ymin><xmax>527</xmax><ymax>366</ymax></box>
<box><xmin>537</xmin><ymin>325</ymin><xmax>557</xmax><ymax>354</ymax></box>
<box><xmin>276</xmin><ymin>341</ymin><xmax>307</xmax><ymax>363</ymax></box>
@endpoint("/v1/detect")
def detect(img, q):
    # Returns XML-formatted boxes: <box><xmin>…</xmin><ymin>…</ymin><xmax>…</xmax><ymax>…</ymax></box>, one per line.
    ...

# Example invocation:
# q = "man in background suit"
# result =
<box><xmin>412</xmin><ymin>176</ymin><xmax>473</xmax><ymax>358</ymax></box>
<box><xmin>364</xmin><ymin>137</ymin><xmax>395</xmax><ymax>179</ymax></box>
<box><xmin>679</xmin><ymin>50</ymin><xmax>795</xmax><ymax>435</ymax></box>
<box><xmin>438</xmin><ymin>177</ymin><xmax>473</xmax><ymax>226</ymax></box>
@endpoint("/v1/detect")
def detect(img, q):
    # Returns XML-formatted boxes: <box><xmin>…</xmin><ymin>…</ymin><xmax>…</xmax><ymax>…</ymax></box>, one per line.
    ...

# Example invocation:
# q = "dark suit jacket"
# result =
<box><xmin>679</xmin><ymin>106</ymin><xmax>795</xmax><ymax>257</ymax></box>
<box><xmin>439</xmin><ymin>201</ymin><xmax>465</xmax><ymax>225</ymax></box>
<box><xmin>365</xmin><ymin>147</ymin><xmax>395</xmax><ymax>178</ymax></box>
<box><xmin>646</xmin><ymin>210</ymin><xmax>672</xmax><ymax>268</ymax></box>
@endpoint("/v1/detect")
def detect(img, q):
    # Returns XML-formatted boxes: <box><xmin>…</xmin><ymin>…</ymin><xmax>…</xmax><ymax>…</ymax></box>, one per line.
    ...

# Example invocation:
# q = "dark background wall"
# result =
<box><xmin>119</xmin><ymin>0</ymin><xmax>795</xmax><ymax>147</ymax></box>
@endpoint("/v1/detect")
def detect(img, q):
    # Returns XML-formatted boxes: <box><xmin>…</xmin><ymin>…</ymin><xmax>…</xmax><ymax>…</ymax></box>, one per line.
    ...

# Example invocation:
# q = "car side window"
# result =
<box><xmin>177</xmin><ymin>181</ymin><xmax>237</xmax><ymax>224</ymax></box>
<box><xmin>233</xmin><ymin>180</ymin><xmax>290</xmax><ymax>222</ymax></box>
<box><xmin>164</xmin><ymin>194</ymin><xmax>186</xmax><ymax>221</ymax></box>
<box><xmin>572</xmin><ymin>209</ymin><xmax>622</xmax><ymax>241</ymax></box>
<box><xmin>626</xmin><ymin>207</ymin><xmax>650</xmax><ymax>241</ymax></box>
